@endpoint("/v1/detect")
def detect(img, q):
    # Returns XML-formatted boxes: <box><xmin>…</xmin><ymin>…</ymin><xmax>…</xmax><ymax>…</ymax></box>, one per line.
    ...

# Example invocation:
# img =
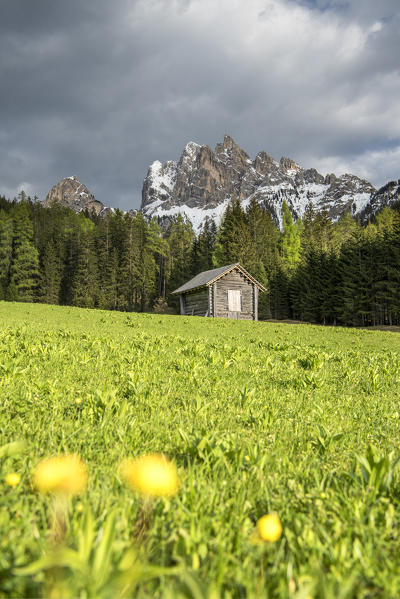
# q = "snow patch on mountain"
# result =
<box><xmin>147</xmin><ymin>160</ymin><xmax>177</xmax><ymax>195</ymax></box>
<box><xmin>151</xmin><ymin>199</ymin><xmax>232</xmax><ymax>232</ymax></box>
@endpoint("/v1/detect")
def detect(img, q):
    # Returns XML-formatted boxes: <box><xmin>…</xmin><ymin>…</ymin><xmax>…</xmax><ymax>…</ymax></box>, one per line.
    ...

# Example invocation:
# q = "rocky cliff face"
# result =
<box><xmin>141</xmin><ymin>135</ymin><xmax>398</xmax><ymax>231</ymax></box>
<box><xmin>366</xmin><ymin>179</ymin><xmax>400</xmax><ymax>216</ymax></box>
<box><xmin>44</xmin><ymin>176</ymin><xmax>109</xmax><ymax>216</ymax></box>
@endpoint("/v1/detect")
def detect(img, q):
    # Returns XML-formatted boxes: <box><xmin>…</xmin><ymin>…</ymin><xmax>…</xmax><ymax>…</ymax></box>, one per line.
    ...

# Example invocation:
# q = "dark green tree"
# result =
<box><xmin>192</xmin><ymin>217</ymin><xmax>217</xmax><ymax>274</ymax></box>
<box><xmin>165</xmin><ymin>214</ymin><xmax>195</xmax><ymax>297</ymax></box>
<box><xmin>97</xmin><ymin>216</ymin><xmax>118</xmax><ymax>310</ymax></box>
<box><xmin>41</xmin><ymin>241</ymin><xmax>62</xmax><ymax>304</ymax></box>
<box><xmin>0</xmin><ymin>211</ymin><xmax>13</xmax><ymax>299</ymax></box>
<box><xmin>70</xmin><ymin>218</ymin><xmax>98</xmax><ymax>308</ymax></box>
<box><xmin>9</xmin><ymin>205</ymin><xmax>41</xmax><ymax>302</ymax></box>
<box><xmin>213</xmin><ymin>198</ymin><xmax>255</xmax><ymax>267</ymax></box>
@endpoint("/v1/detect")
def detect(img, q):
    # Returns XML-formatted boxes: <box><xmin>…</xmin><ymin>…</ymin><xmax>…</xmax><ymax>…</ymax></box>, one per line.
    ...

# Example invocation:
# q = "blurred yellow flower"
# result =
<box><xmin>121</xmin><ymin>454</ymin><xmax>179</xmax><ymax>497</ymax></box>
<box><xmin>33</xmin><ymin>455</ymin><xmax>87</xmax><ymax>495</ymax></box>
<box><xmin>257</xmin><ymin>513</ymin><xmax>282</xmax><ymax>542</ymax></box>
<box><xmin>5</xmin><ymin>473</ymin><xmax>20</xmax><ymax>487</ymax></box>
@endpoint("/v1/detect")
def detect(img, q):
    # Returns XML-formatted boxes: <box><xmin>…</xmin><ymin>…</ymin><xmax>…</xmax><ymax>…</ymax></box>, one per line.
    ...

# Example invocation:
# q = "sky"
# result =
<box><xmin>0</xmin><ymin>0</ymin><xmax>399</xmax><ymax>210</ymax></box>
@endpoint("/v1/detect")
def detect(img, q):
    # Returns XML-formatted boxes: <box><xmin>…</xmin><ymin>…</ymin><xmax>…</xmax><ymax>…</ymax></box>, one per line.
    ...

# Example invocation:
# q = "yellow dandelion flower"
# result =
<box><xmin>33</xmin><ymin>455</ymin><xmax>87</xmax><ymax>496</ymax></box>
<box><xmin>257</xmin><ymin>513</ymin><xmax>282</xmax><ymax>542</ymax></box>
<box><xmin>120</xmin><ymin>453</ymin><xmax>179</xmax><ymax>497</ymax></box>
<box><xmin>5</xmin><ymin>473</ymin><xmax>20</xmax><ymax>488</ymax></box>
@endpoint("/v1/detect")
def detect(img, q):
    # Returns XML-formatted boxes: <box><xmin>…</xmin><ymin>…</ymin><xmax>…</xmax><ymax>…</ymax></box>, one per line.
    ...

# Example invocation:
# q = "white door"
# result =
<box><xmin>228</xmin><ymin>289</ymin><xmax>241</xmax><ymax>312</ymax></box>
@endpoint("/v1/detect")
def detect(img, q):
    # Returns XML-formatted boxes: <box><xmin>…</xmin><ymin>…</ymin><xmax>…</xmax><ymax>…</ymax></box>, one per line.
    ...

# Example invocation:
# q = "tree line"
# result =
<box><xmin>0</xmin><ymin>192</ymin><xmax>399</xmax><ymax>326</ymax></box>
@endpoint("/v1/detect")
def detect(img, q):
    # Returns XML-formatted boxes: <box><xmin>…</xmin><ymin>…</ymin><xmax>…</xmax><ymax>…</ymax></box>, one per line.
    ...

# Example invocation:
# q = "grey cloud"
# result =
<box><xmin>0</xmin><ymin>0</ymin><xmax>399</xmax><ymax>210</ymax></box>
<box><xmin>295</xmin><ymin>0</ymin><xmax>398</xmax><ymax>21</ymax></box>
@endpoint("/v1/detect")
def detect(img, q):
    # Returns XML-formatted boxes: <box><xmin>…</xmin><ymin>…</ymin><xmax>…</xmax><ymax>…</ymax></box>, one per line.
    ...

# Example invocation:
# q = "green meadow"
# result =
<box><xmin>1</xmin><ymin>301</ymin><xmax>400</xmax><ymax>598</ymax></box>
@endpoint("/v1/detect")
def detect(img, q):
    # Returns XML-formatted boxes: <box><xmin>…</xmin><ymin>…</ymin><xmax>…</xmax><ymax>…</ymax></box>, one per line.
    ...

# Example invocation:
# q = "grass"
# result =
<box><xmin>1</xmin><ymin>301</ymin><xmax>400</xmax><ymax>598</ymax></box>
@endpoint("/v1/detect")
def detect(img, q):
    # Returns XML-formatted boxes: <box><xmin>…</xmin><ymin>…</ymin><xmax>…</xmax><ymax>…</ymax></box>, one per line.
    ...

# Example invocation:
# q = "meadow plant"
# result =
<box><xmin>5</xmin><ymin>472</ymin><xmax>20</xmax><ymax>487</ymax></box>
<box><xmin>256</xmin><ymin>514</ymin><xmax>282</xmax><ymax>543</ymax></box>
<box><xmin>120</xmin><ymin>454</ymin><xmax>179</xmax><ymax>498</ymax></box>
<box><xmin>2</xmin><ymin>302</ymin><xmax>400</xmax><ymax>597</ymax></box>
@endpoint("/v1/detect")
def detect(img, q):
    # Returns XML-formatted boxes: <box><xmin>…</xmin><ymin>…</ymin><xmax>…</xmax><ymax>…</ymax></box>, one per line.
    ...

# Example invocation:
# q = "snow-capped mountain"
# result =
<box><xmin>141</xmin><ymin>135</ymin><xmax>399</xmax><ymax>231</ymax></box>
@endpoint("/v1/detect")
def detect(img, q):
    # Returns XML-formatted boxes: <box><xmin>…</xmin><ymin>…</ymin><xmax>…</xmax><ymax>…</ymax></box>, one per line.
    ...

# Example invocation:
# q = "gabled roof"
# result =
<box><xmin>172</xmin><ymin>263</ymin><xmax>267</xmax><ymax>294</ymax></box>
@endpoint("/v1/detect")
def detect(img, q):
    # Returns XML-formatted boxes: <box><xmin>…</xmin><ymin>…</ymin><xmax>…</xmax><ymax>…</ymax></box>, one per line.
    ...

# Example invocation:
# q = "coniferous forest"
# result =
<box><xmin>1</xmin><ymin>193</ymin><xmax>400</xmax><ymax>326</ymax></box>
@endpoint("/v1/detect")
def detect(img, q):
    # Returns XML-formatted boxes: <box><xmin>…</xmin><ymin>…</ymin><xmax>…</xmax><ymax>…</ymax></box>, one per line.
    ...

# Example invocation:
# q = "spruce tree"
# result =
<box><xmin>165</xmin><ymin>214</ymin><xmax>195</xmax><ymax>296</ymax></box>
<box><xmin>118</xmin><ymin>214</ymin><xmax>140</xmax><ymax>311</ymax></box>
<box><xmin>9</xmin><ymin>205</ymin><xmax>41</xmax><ymax>302</ymax></box>
<box><xmin>70</xmin><ymin>218</ymin><xmax>98</xmax><ymax>308</ymax></box>
<box><xmin>269</xmin><ymin>266</ymin><xmax>291</xmax><ymax>319</ymax></box>
<box><xmin>41</xmin><ymin>241</ymin><xmax>62</xmax><ymax>304</ymax></box>
<box><xmin>213</xmin><ymin>198</ymin><xmax>254</xmax><ymax>267</ymax></box>
<box><xmin>280</xmin><ymin>202</ymin><xmax>301</xmax><ymax>270</ymax></box>
<box><xmin>245</xmin><ymin>199</ymin><xmax>275</xmax><ymax>318</ymax></box>
<box><xmin>97</xmin><ymin>216</ymin><xmax>118</xmax><ymax>310</ymax></box>
<box><xmin>195</xmin><ymin>217</ymin><xmax>217</xmax><ymax>273</ymax></box>
<box><xmin>142</xmin><ymin>217</ymin><xmax>167</xmax><ymax>311</ymax></box>
<box><xmin>335</xmin><ymin>236</ymin><xmax>362</xmax><ymax>326</ymax></box>
<box><xmin>0</xmin><ymin>211</ymin><xmax>13</xmax><ymax>299</ymax></box>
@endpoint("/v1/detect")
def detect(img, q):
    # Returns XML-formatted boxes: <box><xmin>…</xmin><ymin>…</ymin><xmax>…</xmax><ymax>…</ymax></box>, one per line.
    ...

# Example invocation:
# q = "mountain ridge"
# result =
<box><xmin>41</xmin><ymin>136</ymin><xmax>399</xmax><ymax>231</ymax></box>
<box><xmin>141</xmin><ymin>134</ymin><xmax>399</xmax><ymax>231</ymax></box>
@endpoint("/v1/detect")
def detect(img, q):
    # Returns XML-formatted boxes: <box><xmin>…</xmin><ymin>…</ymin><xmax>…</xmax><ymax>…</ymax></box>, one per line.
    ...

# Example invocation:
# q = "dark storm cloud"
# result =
<box><xmin>0</xmin><ymin>0</ymin><xmax>399</xmax><ymax>209</ymax></box>
<box><xmin>294</xmin><ymin>0</ymin><xmax>398</xmax><ymax>21</ymax></box>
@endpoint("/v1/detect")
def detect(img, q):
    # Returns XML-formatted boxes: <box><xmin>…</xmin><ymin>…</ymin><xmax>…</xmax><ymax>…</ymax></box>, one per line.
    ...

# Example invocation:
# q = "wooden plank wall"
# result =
<box><xmin>209</xmin><ymin>284</ymin><xmax>215</xmax><ymax>317</ymax></box>
<box><xmin>215</xmin><ymin>269</ymin><xmax>254</xmax><ymax>320</ymax></box>
<box><xmin>183</xmin><ymin>289</ymin><xmax>209</xmax><ymax>316</ymax></box>
<box><xmin>253</xmin><ymin>286</ymin><xmax>258</xmax><ymax>321</ymax></box>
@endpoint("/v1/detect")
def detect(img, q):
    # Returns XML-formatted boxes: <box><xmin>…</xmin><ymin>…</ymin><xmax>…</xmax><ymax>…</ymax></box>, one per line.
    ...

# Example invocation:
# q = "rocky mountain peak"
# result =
<box><xmin>279</xmin><ymin>157</ymin><xmax>302</xmax><ymax>176</ymax></box>
<box><xmin>141</xmin><ymin>135</ymin><xmax>398</xmax><ymax>232</ymax></box>
<box><xmin>215</xmin><ymin>134</ymin><xmax>251</xmax><ymax>166</ymax></box>
<box><xmin>324</xmin><ymin>173</ymin><xmax>338</xmax><ymax>185</ymax></box>
<box><xmin>221</xmin><ymin>134</ymin><xmax>239</xmax><ymax>151</ymax></box>
<box><xmin>43</xmin><ymin>176</ymin><xmax>108</xmax><ymax>216</ymax></box>
<box><xmin>254</xmin><ymin>151</ymin><xmax>279</xmax><ymax>175</ymax></box>
<box><xmin>180</xmin><ymin>141</ymin><xmax>201</xmax><ymax>165</ymax></box>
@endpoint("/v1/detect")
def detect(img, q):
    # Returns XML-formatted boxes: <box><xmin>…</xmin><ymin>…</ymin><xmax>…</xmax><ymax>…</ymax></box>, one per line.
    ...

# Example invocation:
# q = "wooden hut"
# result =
<box><xmin>172</xmin><ymin>263</ymin><xmax>266</xmax><ymax>320</ymax></box>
